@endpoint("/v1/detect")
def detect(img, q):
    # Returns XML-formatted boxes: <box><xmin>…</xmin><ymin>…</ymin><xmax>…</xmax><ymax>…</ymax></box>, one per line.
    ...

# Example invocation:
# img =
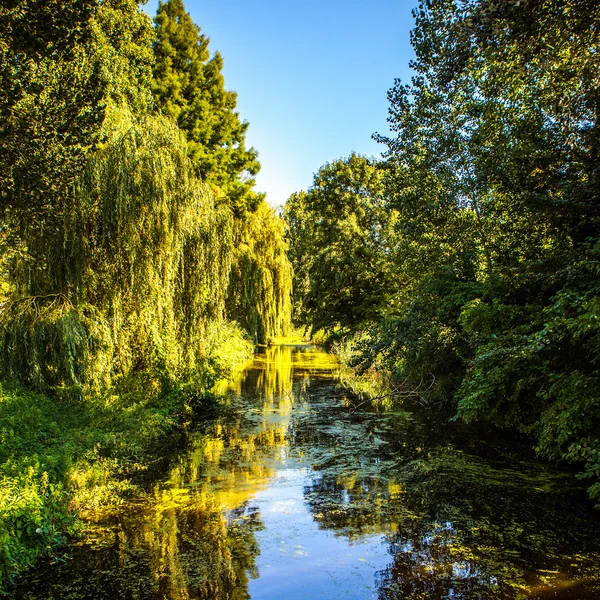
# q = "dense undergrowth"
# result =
<box><xmin>0</xmin><ymin>323</ymin><xmax>253</xmax><ymax>592</ymax></box>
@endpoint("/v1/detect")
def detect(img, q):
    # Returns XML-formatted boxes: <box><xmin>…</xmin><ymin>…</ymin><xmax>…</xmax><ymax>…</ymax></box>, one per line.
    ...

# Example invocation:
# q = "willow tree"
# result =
<box><xmin>151</xmin><ymin>0</ymin><xmax>292</xmax><ymax>342</ymax></box>
<box><xmin>0</xmin><ymin>0</ymin><xmax>293</xmax><ymax>395</ymax></box>
<box><xmin>227</xmin><ymin>201</ymin><xmax>293</xmax><ymax>344</ymax></box>
<box><xmin>152</xmin><ymin>0</ymin><xmax>262</xmax><ymax>215</ymax></box>
<box><xmin>0</xmin><ymin>110</ymin><xmax>235</xmax><ymax>394</ymax></box>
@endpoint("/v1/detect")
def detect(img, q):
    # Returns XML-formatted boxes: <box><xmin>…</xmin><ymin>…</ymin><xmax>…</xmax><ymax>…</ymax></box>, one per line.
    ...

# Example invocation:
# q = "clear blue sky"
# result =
<box><xmin>143</xmin><ymin>0</ymin><xmax>418</xmax><ymax>207</ymax></box>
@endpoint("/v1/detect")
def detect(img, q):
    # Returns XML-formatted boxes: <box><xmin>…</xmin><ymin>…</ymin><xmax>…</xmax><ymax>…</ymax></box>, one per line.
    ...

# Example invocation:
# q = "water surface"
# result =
<box><xmin>14</xmin><ymin>345</ymin><xmax>600</xmax><ymax>599</ymax></box>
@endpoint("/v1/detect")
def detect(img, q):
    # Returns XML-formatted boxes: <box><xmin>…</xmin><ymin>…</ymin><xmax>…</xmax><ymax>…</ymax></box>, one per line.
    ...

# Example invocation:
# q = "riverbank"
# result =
<box><xmin>10</xmin><ymin>344</ymin><xmax>600</xmax><ymax>600</ymax></box>
<box><xmin>0</xmin><ymin>332</ymin><xmax>254</xmax><ymax>592</ymax></box>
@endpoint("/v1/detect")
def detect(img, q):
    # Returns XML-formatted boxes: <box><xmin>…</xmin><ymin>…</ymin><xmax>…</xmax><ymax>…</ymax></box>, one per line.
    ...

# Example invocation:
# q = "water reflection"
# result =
<box><xmin>13</xmin><ymin>345</ymin><xmax>600</xmax><ymax>599</ymax></box>
<box><xmin>14</xmin><ymin>345</ymin><xmax>338</xmax><ymax>599</ymax></box>
<box><xmin>300</xmin><ymin>408</ymin><xmax>600</xmax><ymax>599</ymax></box>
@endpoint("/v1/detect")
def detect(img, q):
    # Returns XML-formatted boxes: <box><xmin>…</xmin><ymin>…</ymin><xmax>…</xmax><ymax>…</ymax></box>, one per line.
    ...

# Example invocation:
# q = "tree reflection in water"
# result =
<box><xmin>13</xmin><ymin>345</ymin><xmax>338</xmax><ymax>599</ymax></box>
<box><xmin>300</xmin><ymin>401</ymin><xmax>600</xmax><ymax>599</ymax></box>
<box><xmin>13</xmin><ymin>345</ymin><xmax>600</xmax><ymax>599</ymax></box>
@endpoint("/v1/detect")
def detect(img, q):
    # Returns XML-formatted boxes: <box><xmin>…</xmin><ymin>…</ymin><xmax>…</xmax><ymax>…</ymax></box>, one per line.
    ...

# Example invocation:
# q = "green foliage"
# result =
<box><xmin>1</xmin><ymin>110</ymin><xmax>236</xmax><ymax>394</ymax></box>
<box><xmin>285</xmin><ymin>0</ymin><xmax>600</xmax><ymax>499</ymax></box>
<box><xmin>0</xmin><ymin>469</ymin><xmax>73</xmax><ymax>592</ymax></box>
<box><xmin>152</xmin><ymin>0</ymin><xmax>262</xmax><ymax>214</ymax></box>
<box><xmin>0</xmin><ymin>0</ymin><xmax>290</xmax><ymax>589</ymax></box>
<box><xmin>376</xmin><ymin>0</ymin><xmax>600</xmax><ymax>499</ymax></box>
<box><xmin>73</xmin><ymin>110</ymin><xmax>235</xmax><ymax>384</ymax></box>
<box><xmin>91</xmin><ymin>0</ymin><xmax>155</xmax><ymax>115</ymax></box>
<box><xmin>357</xmin><ymin>277</ymin><xmax>481</xmax><ymax>406</ymax></box>
<box><xmin>0</xmin><ymin>298</ymin><xmax>112</xmax><ymax>396</ymax></box>
<box><xmin>0</xmin><ymin>317</ymin><xmax>254</xmax><ymax>591</ymax></box>
<box><xmin>0</xmin><ymin>0</ymin><xmax>154</xmax><ymax>294</ymax></box>
<box><xmin>284</xmin><ymin>154</ymin><xmax>394</xmax><ymax>333</ymax></box>
<box><xmin>199</xmin><ymin>320</ymin><xmax>255</xmax><ymax>384</ymax></box>
<box><xmin>0</xmin><ymin>384</ymin><xmax>86</xmax><ymax>589</ymax></box>
<box><xmin>457</xmin><ymin>243</ymin><xmax>600</xmax><ymax>499</ymax></box>
<box><xmin>227</xmin><ymin>201</ymin><xmax>293</xmax><ymax>343</ymax></box>
<box><xmin>0</xmin><ymin>0</ymin><xmax>103</xmax><ymax>245</ymax></box>
<box><xmin>0</xmin><ymin>379</ymin><xmax>150</xmax><ymax>590</ymax></box>
<box><xmin>1</xmin><ymin>0</ymin><xmax>288</xmax><ymax>398</ymax></box>
<box><xmin>387</xmin><ymin>0</ymin><xmax>600</xmax><ymax>496</ymax></box>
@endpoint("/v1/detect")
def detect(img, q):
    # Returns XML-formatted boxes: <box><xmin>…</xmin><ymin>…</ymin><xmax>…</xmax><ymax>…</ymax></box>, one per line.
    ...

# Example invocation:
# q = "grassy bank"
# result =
<box><xmin>0</xmin><ymin>326</ymin><xmax>254</xmax><ymax>592</ymax></box>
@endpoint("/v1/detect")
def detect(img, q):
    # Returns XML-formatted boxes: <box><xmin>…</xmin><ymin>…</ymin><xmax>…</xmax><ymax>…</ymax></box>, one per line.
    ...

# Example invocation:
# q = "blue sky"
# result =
<box><xmin>143</xmin><ymin>0</ymin><xmax>418</xmax><ymax>207</ymax></box>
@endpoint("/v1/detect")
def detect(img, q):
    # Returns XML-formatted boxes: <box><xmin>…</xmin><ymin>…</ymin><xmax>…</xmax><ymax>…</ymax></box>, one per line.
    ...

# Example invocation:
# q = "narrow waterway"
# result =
<box><xmin>14</xmin><ymin>345</ymin><xmax>600</xmax><ymax>599</ymax></box>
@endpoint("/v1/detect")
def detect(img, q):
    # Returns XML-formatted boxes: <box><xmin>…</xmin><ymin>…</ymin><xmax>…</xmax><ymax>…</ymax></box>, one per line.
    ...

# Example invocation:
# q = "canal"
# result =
<box><xmin>13</xmin><ymin>344</ymin><xmax>600</xmax><ymax>599</ymax></box>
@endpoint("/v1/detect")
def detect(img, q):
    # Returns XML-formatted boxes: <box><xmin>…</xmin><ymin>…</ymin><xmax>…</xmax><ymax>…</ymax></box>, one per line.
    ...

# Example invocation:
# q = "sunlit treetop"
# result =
<box><xmin>152</xmin><ymin>0</ymin><xmax>263</xmax><ymax>215</ymax></box>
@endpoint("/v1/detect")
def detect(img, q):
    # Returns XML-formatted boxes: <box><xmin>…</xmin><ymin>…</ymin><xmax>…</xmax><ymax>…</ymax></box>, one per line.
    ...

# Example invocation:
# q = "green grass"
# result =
<box><xmin>0</xmin><ymin>379</ymin><xmax>180</xmax><ymax>591</ymax></box>
<box><xmin>0</xmin><ymin>325</ymin><xmax>254</xmax><ymax>592</ymax></box>
<box><xmin>1</xmin><ymin>384</ymin><xmax>89</xmax><ymax>589</ymax></box>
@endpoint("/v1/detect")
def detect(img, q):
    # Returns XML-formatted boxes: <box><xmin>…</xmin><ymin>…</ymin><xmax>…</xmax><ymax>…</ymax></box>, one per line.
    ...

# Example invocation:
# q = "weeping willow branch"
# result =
<box><xmin>227</xmin><ymin>201</ymin><xmax>293</xmax><ymax>344</ymax></box>
<box><xmin>1</xmin><ymin>110</ymin><xmax>233</xmax><ymax>393</ymax></box>
<box><xmin>1</xmin><ymin>106</ymin><xmax>292</xmax><ymax>394</ymax></box>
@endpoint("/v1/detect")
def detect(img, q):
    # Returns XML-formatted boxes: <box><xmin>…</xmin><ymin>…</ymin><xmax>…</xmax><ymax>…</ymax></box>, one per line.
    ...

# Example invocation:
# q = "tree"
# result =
<box><xmin>0</xmin><ymin>0</ymin><xmax>155</xmax><ymax>296</ymax></box>
<box><xmin>284</xmin><ymin>154</ymin><xmax>394</xmax><ymax>334</ymax></box>
<box><xmin>376</xmin><ymin>0</ymin><xmax>600</xmax><ymax>497</ymax></box>
<box><xmin>0</xmin><ymin>0</ymin><xmax>102</xmax><ymax>246</ymax></box>
<box><xmin>152</xmin><ymin>0</ymin><xmax>262</xmax><ymax>214</ymax></box>
<box><xmin>0</xmin><ymin>110</ymin><xmax>239</xmax><ymax>394</ymax></box>
<box><xmin>227</xmin><ymin>201</ymin><xmax>293</xmax><ymax>343</ymax></box>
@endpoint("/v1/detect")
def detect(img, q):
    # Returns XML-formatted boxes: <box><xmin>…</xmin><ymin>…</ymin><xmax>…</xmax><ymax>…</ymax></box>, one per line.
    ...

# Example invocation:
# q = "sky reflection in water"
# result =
<box><xmin>14</xmin><ymin>345</ymin><xmax>600</xmax><ymax>600</ymax></box>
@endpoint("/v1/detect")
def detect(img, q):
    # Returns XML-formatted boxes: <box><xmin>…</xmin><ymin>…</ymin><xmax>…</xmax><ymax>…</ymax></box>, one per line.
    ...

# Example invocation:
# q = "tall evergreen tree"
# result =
<box><xmin>152</xmin><ymin>0</ymin><xmax>262</xmax><ymax>214</ymax></box>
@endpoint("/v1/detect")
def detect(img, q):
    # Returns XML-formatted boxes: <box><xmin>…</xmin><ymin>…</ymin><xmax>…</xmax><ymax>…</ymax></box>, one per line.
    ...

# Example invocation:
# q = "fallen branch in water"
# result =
<box><xmin>346</xmin><ymin>374</ymin><xmax>436</xmax><ymax>414</ymax></box>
